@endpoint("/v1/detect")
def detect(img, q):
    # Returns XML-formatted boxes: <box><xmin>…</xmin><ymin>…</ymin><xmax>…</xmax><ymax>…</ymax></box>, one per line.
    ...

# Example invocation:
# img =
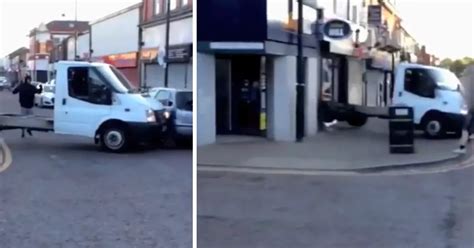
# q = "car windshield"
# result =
<box><xmin>96</xmin><ymin>65</ymin><xmax>136</xmax><ymax>93</ymax></box>
<box><xmin>43</xmin><ymin>85</ymin><xmax>54</xmax><ymax>93</ymax></box>
<box><xmin>429</xmin><ymin>68</ymin><xmax>462</xmax><ymax>91</ymax></box>
<box><xmin>176</xmin><ymin>92</ymin><xmax>192</xmax><ymax>111</ymax></box>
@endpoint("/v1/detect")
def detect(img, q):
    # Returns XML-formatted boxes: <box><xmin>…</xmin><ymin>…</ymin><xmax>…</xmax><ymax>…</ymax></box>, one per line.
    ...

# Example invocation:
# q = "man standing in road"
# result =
<box><xmin>12</xmin><ymin>75</ymin><xmax>42</xmax><ymax>137</ymax></box>
<box><xmin>12</xmin><ymin>75</ymin><xmax>42</xmax><ymax>116</ymax></box>
<box><xmin>454</xmin><ymin>83</ymin><xmax>473</xmax><ymax>154</ymax></box>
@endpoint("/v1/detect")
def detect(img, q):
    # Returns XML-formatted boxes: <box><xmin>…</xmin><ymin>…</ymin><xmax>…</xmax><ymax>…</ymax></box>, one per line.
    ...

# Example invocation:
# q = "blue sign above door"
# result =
<box><xmin>322</xmin><ymin>19</ymin><xmax>352</xmax><ymax>40</ymax></box>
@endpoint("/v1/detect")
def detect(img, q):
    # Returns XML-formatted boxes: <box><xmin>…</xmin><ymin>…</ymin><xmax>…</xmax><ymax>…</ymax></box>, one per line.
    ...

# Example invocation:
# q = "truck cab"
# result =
<box><xmin>392</xmin><ymin>63</ymin><xmax>467</xmax><ymax>138</ymax></box>
<box><xmin>320</xmin><ymin>62</ymin><xmax>467</xmax><ymax>138</ymax></box>
<box><xmin>53</xmin><ymin>61</ymin><xmax>167</xmax><ymax>152</ymax></box>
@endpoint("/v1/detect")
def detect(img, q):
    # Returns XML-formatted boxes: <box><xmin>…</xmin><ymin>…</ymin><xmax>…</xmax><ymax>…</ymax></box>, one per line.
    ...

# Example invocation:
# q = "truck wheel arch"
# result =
<box><xmin>95</xmin><ymin>119</ymin><xmax>130</xmax><ymax>144</ymax></box>
<box><xmin>420</xmin><ymin>110</ymin><xmax>445</xmax><ymax>138</ymax></box>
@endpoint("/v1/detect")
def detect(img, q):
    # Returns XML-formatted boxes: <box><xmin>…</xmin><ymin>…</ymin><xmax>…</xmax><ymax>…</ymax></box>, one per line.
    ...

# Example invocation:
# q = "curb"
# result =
<box><xmin>198</xmin><ymin>146</ymin><xmax>473</xmax><ymax>175</ymax></box>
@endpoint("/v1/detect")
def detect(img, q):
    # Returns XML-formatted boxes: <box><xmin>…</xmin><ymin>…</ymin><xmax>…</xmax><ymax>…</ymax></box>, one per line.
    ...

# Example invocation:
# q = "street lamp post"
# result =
<box><xmin>164</xmin><ymin>0</ymin><xmax>171</xmax><ymax>88</ymax></box>
<box><xmin>74</xmin><ymin>0</ymin><xmax>78</xmax><ymax>60</ymax></box>
<box><xmin>296</xmin><ymin>0</ymin><xmax>305</xmax><ymax>142</ymax></box>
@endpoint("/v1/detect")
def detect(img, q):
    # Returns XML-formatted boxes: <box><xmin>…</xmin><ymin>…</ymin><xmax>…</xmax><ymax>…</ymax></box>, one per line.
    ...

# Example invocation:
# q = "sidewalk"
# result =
<box><xmin>198</xmin><ymin>119</ymin><xmax>467</xmax><ymax>171</ymax></box>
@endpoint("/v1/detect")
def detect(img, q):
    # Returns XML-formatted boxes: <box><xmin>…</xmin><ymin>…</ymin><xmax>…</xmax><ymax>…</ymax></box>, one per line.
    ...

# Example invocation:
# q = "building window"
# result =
<box><xmin>155</xmin><ymin>0</ymin><xmax>161</xmax><ymax>14</ymax></box>
<box><xmin>181</xmin><ymin>0</ymin><xmax>189</xmax><ymax>7</ymax></box>
<box><xmin>170</xmin><ymin>0</ymin><xmax>177</xmax><ymax>11</ymax></box>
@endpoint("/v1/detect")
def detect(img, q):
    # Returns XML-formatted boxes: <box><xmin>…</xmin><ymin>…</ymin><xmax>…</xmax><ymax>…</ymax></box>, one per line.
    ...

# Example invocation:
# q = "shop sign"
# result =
<box><xmin>368</xmin><ymin>5</ymin><xmax>382</xmax><ymax>26</ymax></box>
<box><xmin>103</xmin><ymin>52</ymin><xmax>137</xmax><ymax>68</ymax></box>
<box><xmin>322</xmin><ymin>19</ymin><xmax>352</xmax><ymax>40</ymax></box>
<box><xmin>167</xmin><ymin>45</ymin><xmax>192</xmax><ymax>63</ymax></box>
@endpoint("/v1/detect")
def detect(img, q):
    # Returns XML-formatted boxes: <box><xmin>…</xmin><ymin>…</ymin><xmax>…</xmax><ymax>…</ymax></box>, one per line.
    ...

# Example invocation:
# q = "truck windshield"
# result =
<box><xmin>429</xmin><ymin>68</ymin><xmax>462</xmax><ymax>91</ymax></box>
<box><xmin>96</xmin><ymin>65</ymin><xmax>135</xmax><ymax>93</ymax></box>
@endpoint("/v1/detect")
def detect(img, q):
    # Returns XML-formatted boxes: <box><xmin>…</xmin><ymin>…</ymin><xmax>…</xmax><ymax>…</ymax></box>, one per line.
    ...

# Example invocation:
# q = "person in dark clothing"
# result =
<box><xmin>12</xmin><ymin>75</ymin><xmax>42</xmax><ymax>115</ymax></box>
<box><xmin>12</xmin><ymin>76</ymin><xmax>42</xmax><ymax>137</ymax></box>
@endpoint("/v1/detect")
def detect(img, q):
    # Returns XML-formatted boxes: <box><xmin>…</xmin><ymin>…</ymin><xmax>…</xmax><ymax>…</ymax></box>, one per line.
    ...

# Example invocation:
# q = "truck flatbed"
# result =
<box><xmin>0</xmin><ymin>113</ymin><xmax>54</xmax><ymax>132</ymax></box>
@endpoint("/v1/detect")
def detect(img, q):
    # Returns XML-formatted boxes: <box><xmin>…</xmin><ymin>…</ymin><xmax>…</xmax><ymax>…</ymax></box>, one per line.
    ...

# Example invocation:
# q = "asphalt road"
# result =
<box><xmin>0</xmin><ymin>91</ymin><xmax>192</xmax><ymax>248</ymax></box>
<box><xmin>198</xmin><ymin>165</ymin><xmax>474</xmax><ymax>248</ymax></box>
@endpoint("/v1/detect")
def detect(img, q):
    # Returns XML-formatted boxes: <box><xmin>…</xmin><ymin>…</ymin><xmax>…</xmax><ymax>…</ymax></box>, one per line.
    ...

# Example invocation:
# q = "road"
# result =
<box><xmin>198</xmin><ymin>165</ymin><xmax>474</xmax><ymax>248</ymax></box>
<box><xmin>0</xmin><ymin>91</ymin><xmax>192</xmax><ymax>248</ymax></box>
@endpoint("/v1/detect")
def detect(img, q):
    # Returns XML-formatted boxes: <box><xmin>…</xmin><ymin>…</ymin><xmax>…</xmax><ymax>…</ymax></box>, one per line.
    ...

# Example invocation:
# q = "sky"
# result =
<box><xmin>0</xmin><ymin>0</ymin><xmax>473</xmax><ymax>60</ymax></box>
<box><xmin>394</xmin><ymin>0</ymin><xmax>474</xmax><ymax>60</ymax></box>
<box><xmin>0</xmin><ymin>0</ymin><xmax>140</xmax><ymax>57</ymax></box>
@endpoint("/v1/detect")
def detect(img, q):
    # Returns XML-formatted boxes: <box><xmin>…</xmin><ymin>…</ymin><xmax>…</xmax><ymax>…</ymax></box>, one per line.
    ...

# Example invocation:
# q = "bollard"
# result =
<box><xmin>389</xmin><ymin>106</ymin><xmax>415</xmax><ymax>154</ymax></box>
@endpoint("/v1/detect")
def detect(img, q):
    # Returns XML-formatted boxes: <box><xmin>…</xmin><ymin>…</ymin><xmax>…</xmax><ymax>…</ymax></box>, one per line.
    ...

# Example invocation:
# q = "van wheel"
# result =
<box><xmin>100</xmin><ymin>126</ymin><xmax>129</xmax><ymax>153</ymax></box>
<box><xmin>422</xmin><ymin>115</ymin><xmax>445</xmax><ymax>139</ymax></box>
<box><xmin>347</xmin><ymin>115</ymin><xmax>368</xmax><ymax>127</ymax></box>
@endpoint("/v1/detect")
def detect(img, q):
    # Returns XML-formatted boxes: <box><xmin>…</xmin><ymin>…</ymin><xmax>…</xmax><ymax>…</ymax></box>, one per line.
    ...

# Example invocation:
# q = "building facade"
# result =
<box><xmin>29</xmin><ymin>21</ymin><xmax>89</xmax><ymax>83</ymax></box>
<box><xmin>90</xmin><ymin>3</ymin><xmax>141</xmax><ymax>87</ymax></box>
<box><xmin>5</xmin><ymin>47</ymin><xmax>30</xmax><ymax>85</ymax></box>
<box><xmin>140</xmin><ymin>0</ymin><xmax>193</xmax><ymax>89</ymax></box>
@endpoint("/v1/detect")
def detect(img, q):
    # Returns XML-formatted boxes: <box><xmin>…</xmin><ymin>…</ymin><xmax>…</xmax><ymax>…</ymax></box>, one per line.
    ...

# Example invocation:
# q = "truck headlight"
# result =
<box><xmin>146</xmin><ymin>109</ymin><xmax>156</xmax><ymax>122</ymax></box>
<box><xmin>461</xmin><ymin>104</ymin><xmax>468</xmax><ymax>115</ymax></box>
<box><xmin>163</xmin><ymin>111</ymin><xmax>171</xmax><ymax>119</ymax></box>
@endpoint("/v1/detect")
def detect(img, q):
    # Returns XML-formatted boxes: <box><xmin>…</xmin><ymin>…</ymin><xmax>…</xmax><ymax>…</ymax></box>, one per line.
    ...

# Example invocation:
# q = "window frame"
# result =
<box><xmin>155</xmin><ymin>90</ymin><xmax>173</xmax><ymax>106</ymax></box>
<box><xmin>403</xmin><ymin>68</ymin><xmax>437</xmax><ymax>99</ymax></box>
<box><xmin>67</xmin><ymin>66</ymin><xmax>113</xmax><ymax>105</ymax></box>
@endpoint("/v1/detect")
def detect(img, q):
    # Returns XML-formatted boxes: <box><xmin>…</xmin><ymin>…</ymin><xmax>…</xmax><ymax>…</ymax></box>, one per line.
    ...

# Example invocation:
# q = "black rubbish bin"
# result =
<box><xmin>389</xmin><ymin>106</ymin><xmax>415</xmax><ymax>154</ymax></box>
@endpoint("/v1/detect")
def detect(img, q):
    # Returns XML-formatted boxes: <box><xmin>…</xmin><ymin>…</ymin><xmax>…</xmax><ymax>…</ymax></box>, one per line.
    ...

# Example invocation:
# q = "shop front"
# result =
<box><xmin>99</xmin><ymin>52</ymin><xmax>140</xmax><ymax>88</ymax></box>
<box><xmin>141</xmin><ymin>44</ymin><xmax>192</xmax><ymax>90</ymax></box>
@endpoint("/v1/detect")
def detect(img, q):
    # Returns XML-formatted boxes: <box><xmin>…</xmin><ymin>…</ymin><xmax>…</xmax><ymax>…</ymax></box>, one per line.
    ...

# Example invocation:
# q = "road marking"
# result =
<box><xmin>0</xmin><ymin>138</ymin><xmax>12</xmax><ymax>174</ymax></box>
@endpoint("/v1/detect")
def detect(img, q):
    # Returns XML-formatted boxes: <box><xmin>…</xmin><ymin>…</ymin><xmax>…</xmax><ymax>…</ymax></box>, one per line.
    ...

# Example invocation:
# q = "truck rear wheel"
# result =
<box><xmin>100</xmin><ymin>126</ymin><xmax>130</xmax><ymax>153</ymax></box>
<box><xmin>347</xmin><ymin>115</ymin><xmax>368</xmax><ymax>127</ymax></box>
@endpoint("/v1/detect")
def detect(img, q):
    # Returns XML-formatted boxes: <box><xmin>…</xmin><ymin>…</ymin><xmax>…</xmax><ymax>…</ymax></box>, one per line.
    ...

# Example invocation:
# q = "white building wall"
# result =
<box><xmin>142</xmin><ymin>17</ymin><xmax>192</xmax><ymax>48</ymax></box>
<box><xmin>268</xmin><ymin>56</ymin><xmax>296</xmax><ymax>142</ymax></box>
<box><xmin>91</xmin><ymin>7</ymin><xmax>139</xmax><ymax>56</ymax></box>
<box><xmin>347</xmin><ymin>58</ymin><xmax>365</xmax><ymax>105</ymax></box>
<box><xmin>305</xmin><ymin>58</ymin><xmax>319</xmax><ymax>136</ymax></box>
<box><xmin>197</xmin><ymin>53</ymin><xmax>216</xmax><ymax>146</ymax></box>
<box><xmin>66</xmin><ymin>33</ymin><xmax>90</xmax><ymax>60</ymax></box>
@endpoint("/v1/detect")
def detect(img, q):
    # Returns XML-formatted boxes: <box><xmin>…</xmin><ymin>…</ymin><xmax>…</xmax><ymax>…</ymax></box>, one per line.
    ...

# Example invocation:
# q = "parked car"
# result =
<box><xmin>34</xmin><ymin>84</ymin><xmax>55</xmax><ymax>108</ymax></box>
<box><xmin>149</xmin><ymin>87</ymin><xmax>192</xmax><ymax>145</ymax></box>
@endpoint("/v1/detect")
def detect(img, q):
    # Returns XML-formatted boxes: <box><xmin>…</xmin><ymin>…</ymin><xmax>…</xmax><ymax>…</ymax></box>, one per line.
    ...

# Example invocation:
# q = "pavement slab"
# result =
<box><xmin>198</xmin><ymin>119</ymin><xmax>465</xmax><ymax>171</ymax></box>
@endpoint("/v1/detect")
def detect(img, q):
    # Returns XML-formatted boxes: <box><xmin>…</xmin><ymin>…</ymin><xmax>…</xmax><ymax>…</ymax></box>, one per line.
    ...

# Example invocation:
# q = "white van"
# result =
<box><xmin>322</xmin><ymin>63</ymin><xmax>467</xmax><ymax>138</ymax></box>
<box><xmin>0</xmin><ymin>61</ymin><xmax>169</xmax><ymax>152</ymax></box>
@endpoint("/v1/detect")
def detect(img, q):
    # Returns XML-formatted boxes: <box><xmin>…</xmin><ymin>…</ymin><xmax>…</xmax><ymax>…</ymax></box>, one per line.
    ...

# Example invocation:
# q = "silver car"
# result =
<box><xmin>150</xmin><ymin>87</ymin><xmax>192</xmax><ymax>144</ymax></box>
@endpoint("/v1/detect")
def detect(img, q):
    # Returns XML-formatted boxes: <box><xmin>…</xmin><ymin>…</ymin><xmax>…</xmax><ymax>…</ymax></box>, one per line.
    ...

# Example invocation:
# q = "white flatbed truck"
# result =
<box><xmin>0</xmin><ymin>61</ymin><xmax>169</xmax><ymax>152</ymax></box>
<box><xmin>320</xmin><ymin>63</ymin><xmax>468</xmax><ymax>138</ymax></box>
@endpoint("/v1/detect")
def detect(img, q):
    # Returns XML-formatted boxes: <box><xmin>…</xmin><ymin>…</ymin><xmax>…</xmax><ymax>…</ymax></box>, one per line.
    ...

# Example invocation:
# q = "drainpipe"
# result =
<box><xmin>164</xmin><ymin>0</ymin><xmax>171</xmax><ymax>88</ymax></box>
<box><xmin>296</xmin><ymin>0</ymin><xmax>305</xmax><ymax>142</ymax></box>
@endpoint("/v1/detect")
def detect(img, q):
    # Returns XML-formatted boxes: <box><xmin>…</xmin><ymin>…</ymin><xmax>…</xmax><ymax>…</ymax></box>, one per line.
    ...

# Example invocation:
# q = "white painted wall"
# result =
<box><xmin>27</xmin><ymin>59</ymin><xmax>49</xmax><ymax>71</ymax></box>
<box><xmin>197</xmin><ymin>53</ymin><xmax>216</xmax><ymax>146</ymax></box>
<box><xmin>91</xmin><ymin>7</ymin><xmax>139</xmax><ymax>56</ymax></box>
<box><xmin>365</xmin><ymin>70</ymin><xmax>384</xmax><ymax>107</ymax></box>
<box><xmin>347</xmin><ymin>58</ymin><xmax>364</xmax><ymax>105</ymax></box>
<box><xmin>142</xmin><ymin>17</ymin><xmax>192</xmax><ymax>49</ymax></box>
<box><xmin>268</xmin><ymin>56</ymin><xmax>296</xmax><ymax>142</ymax></box>
<box><xmin>305</xmin><ymin>58</ymin><xmax>319</xmax><ymax>136</ymax></box>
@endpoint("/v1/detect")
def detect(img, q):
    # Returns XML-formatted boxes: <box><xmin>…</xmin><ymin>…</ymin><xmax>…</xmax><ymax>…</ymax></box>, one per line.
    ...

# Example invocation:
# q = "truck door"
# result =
<box><xmin>395</xmin><ymin>68</ymin><xmax>438</xmax><ymax>123</ymax></box>
<box><xmin>54</xmin><ymin>66</ymin><xmax>112</xmax><ymax>137</ymax></box>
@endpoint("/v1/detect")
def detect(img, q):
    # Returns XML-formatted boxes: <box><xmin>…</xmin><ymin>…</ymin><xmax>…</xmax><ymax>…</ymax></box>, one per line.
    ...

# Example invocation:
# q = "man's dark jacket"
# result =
<box><xmin>12</xmin><ymin>83</ymin><xmax>42</xmax><ymax>108</ymax></box>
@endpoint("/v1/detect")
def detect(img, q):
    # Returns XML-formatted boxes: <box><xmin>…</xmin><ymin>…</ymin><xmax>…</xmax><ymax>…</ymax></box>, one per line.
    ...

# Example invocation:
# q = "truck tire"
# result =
<box><xmin>347</xmin><ymin>115</ymin><xmax>368</xmax><ymax>127</ymax></box>
<box><xmin>100</xmin><ymin>126</ymin><xmax>130</xmax><ymax>153</ymax></box>
<box><xmin>422</xmin><ymin>115</ymin><xmax>445</xmax><ymax>139</ymax></box>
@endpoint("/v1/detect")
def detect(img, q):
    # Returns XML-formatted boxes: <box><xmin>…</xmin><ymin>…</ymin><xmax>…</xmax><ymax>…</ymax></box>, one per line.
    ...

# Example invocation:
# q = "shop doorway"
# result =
<box><xmin>215</xmin><ymin>55</ymin><xmax>265</xmax><ymax>136</ymax></box>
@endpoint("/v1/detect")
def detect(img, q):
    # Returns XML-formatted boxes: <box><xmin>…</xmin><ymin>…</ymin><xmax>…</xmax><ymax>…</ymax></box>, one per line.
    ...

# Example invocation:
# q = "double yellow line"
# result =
<box><xmin>0</xmin><ymin>138</ymin><xmax>12</xmax><ymax>174</ymax></box>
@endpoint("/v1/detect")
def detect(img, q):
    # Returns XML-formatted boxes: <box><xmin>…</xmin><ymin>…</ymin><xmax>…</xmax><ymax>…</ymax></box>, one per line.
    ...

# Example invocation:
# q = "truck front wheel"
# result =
<box><xmin>100</xmin><ymin>126</ymin><xmax>130</xmax><ymax>153</ymax></box>
<box><xmin>422</xmin><ymin>115</ymin><xmax>445</xmax><ymax>139</ymax></box>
